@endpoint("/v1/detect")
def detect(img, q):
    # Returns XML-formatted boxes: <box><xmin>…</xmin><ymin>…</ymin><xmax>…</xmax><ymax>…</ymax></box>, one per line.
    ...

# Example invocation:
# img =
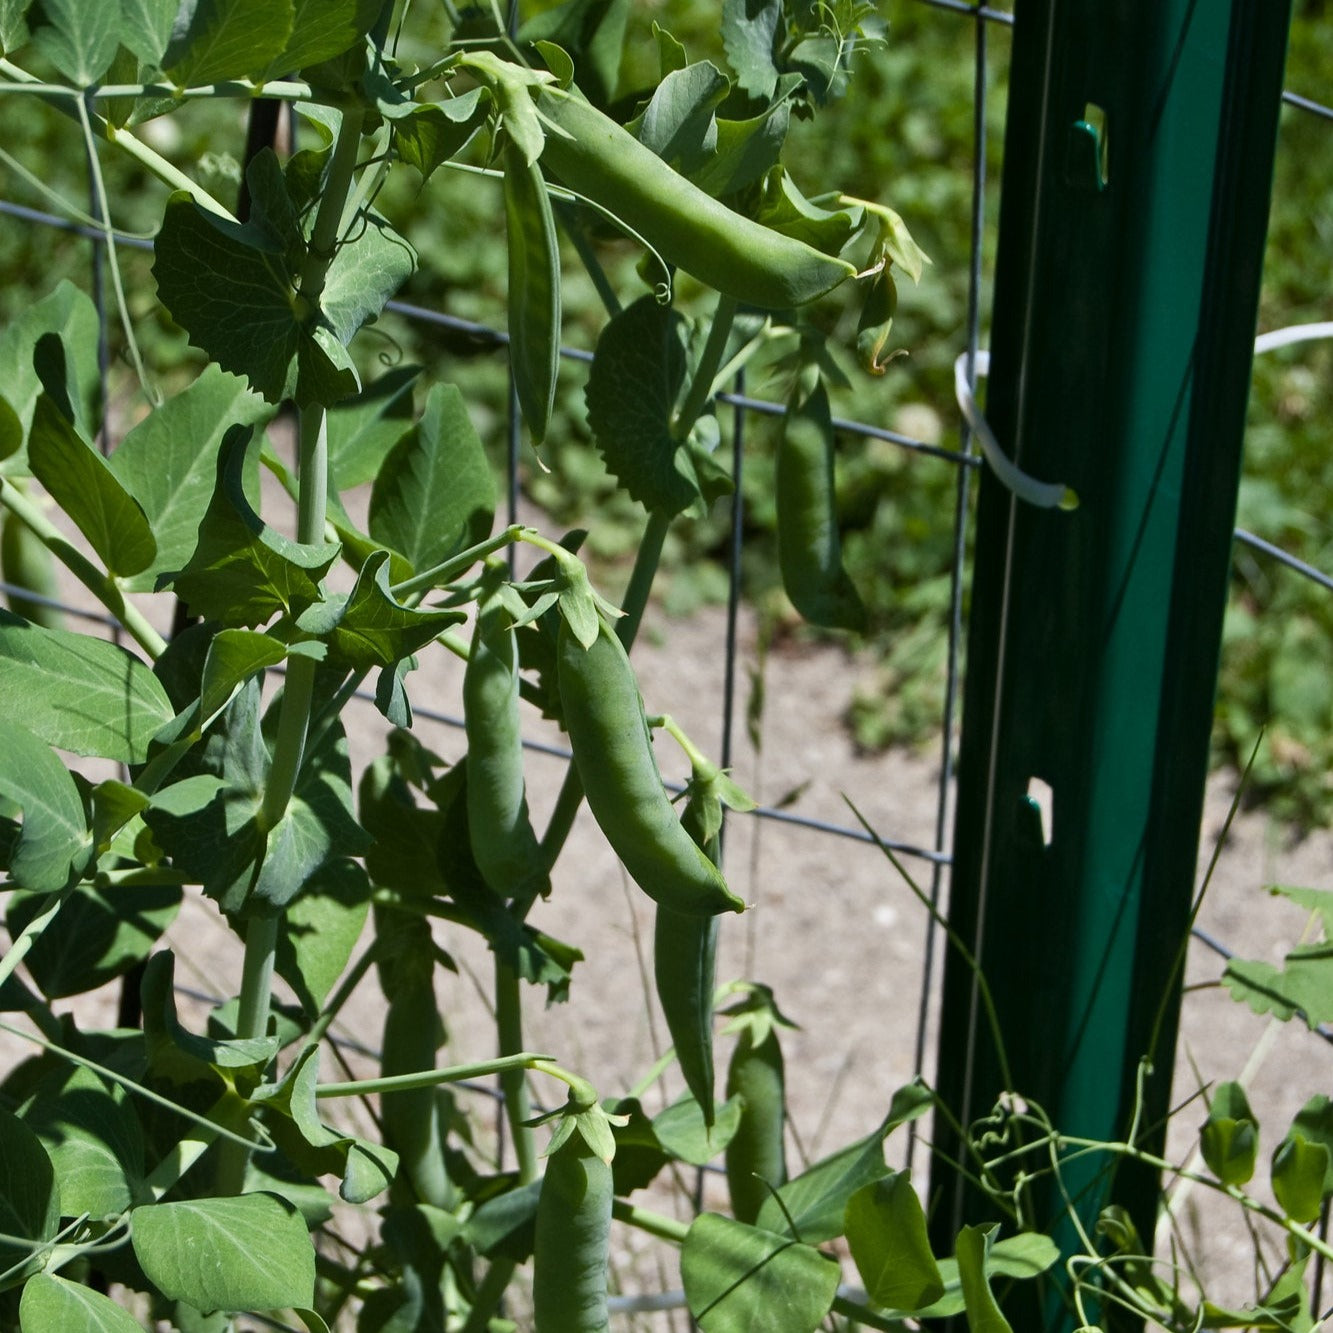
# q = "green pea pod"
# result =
<box><xmin>655</xmin><ymin>906</ymin><xmax>719</xmax><ymax>1126</ymax></box>
<box><xmin>557</xmin><ymin>618</ymin><xmax>744</xmax><ymax>916</ymax></box>
<box><xmin>534</xmin><ymin>84</ymin><xmax>856</xmax><ymax>310</ymax></box>
<box><xmin>380</xmin><ymin>974</ymin><xmax>453</xmax><ymax>1210</ymax></box>
<box><xmin>1</xmin><ymin>506</ymin><xmax>65</xmax><ymax>630</ymax></box>
<box><xmin>725</xmin><ymin>1019</ymin><xmax>788</xmax><ymax>1223</ymax></box>
<box><xmin>504</xmin><ymin>141</ymin><xmax>561</xmax><ymax>443</ymax></box>
<box><xmin>533</xmin><ymin>1131</ymin><xmax>613</xmax><ymax>1332</ymax></box>
<box><xmin>776</xmin><ymin>366</ymin><xmax>867</xmax><ymax>631</ymax></box>
<box><xmin>463</xmin><ymin>598</ymin><xmax>548</xmax><ymax>899</ymax></box>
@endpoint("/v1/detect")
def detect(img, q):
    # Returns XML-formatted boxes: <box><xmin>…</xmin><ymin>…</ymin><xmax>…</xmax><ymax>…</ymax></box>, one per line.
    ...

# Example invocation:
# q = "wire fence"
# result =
<box><xmin>0</xmin><ymin>0</ymin><xmax>1331</xmax><ymax>1321</ymax></box>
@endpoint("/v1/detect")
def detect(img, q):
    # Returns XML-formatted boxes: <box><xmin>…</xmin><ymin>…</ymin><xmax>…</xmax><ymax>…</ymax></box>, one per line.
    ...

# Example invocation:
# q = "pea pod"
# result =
<box><xmin>556</xmin><ymin>618</ymin><xmax>744</xmax><ymax>916</ymax></box>
<box><xmin>463</xmin><ymin>597</ymin><xmax>548</xmax><ymax>900</ymax></box>
<box><xmin>655</xmin><ymin>906</ymin><xmax>719</xmax><ymax>1124</ymax></box>
<box><xmin>532</xmin><ymin>1131</ymin><xmax>613</xmax><ymax>1332</ymax></box>
<box><xmin>533</xmin><ymin>83</ymin><xmax>856</xmax><ymax>310</ymax></box>
<box><xmin>723</xmin><ymin>988</ymin><xmax>790</xmax><ymax>1224</ymax></box>
<box><xmin>503</xmin><ymin>140</ymin><xmax>561</xmax><ymax>443</ymax></box>
<box><xmin>776</xmin><ymin>364</ymin><xmax>867</xmax><ymax>631</ymax></box>
<box><xmin>1</xmin><ymin>504</ymin><xmax>65</xmax><ymax>630</ymax></box>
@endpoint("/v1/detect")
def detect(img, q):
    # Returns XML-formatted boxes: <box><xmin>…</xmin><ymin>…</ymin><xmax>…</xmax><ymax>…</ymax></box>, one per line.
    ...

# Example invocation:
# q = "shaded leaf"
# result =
<box><xmin>20</xmin><ymin>1272</ymin><xmax>143</xmax><ymax>1333</ymax></box>
<box><xmin>163</xmin><ymin>0</ymin><xmax>294</xmax><ymax>85</ymax></box>
<box><xmin>0</xmin><ymin>718</ymin><xmax>90</xmax><ymax>891</ymax></box>
<box><xmin>955</xmin><ymin>1224</ymin><xmax>1015</xmax><ymax>1333</ymax></box>
<box><xmin>28</xmin><ymin>395</ymin><xmax>156</xmax><ymax>578</ymax></box>
<box><xmin>0</xmin><ymin>1105</ymin><xmax>59</xmax><ymax>1282</ymax></box>
<box><xmin>653</xmin><ymin>1094</ymin><xmax>741</xmax><ymax>1166</ymax></box>
<box><xmin>1201</xmin><ymin>1081</ymin><xmax>1258</xmax><ymax>1187</ymax></box>
<box><xmin>274</xmin><ymin>856</ymin><xmax>372</xmax><ymax>1013</ymax></box>
<box><xmin>845</xmin><ymin>1170</ymin><xmax>944</xmax><ymax>1311</ymax></box>
<box><xmin>721</xmin><ymin>0</ymin><xmax>780</xmax><ymax>99</ymax></box>
<box><xmin>328</xmin><ymin>364</ymin><xmax>419</xmax><ymax>490</ymax></box>
<box><xmin>265</xmin><ymin>0</ymin><xmax>379</xmax><ymax>78</ymax></box>
<box><xmin>31</xmin><ymin>0</ymin><xmax>119</xmax><ymax>83</ymax></box>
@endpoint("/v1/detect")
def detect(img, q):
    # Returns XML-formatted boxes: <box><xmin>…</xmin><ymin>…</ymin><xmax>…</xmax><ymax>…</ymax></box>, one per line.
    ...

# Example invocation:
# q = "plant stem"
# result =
<box><xmin>0</xmin><ymin>478</ymin><xmax>166</xmax><ymax>657</ymax></box>
<box><xmin>218</xmin><ymin>106</ymin><xmax>366</xmax><ymax>1197</ymax></box>
<box><xmin>460</xmin><ymin>1254</ymin><xmax>518</xmax><ymax>1333</ymax></box>
<box><xmin>610</xmin><ymin>1198</ymin><xmax>688</xmax><ymax>1245</ymax></box>
<box><xmin>495</xmin><ymin>960</ymin><xmax>539</xmax><ymax>1184</ymax></box>
<box><xmin>316</xmin><ymin>1051</ymin><xmax>552</xmax><ymax>1099</ymax></box>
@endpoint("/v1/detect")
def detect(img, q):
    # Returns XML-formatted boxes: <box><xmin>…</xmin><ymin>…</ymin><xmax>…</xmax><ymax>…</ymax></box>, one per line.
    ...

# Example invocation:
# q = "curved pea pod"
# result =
<box><xmin>532</xmin><ymin>1132</ymin><xmax>613</xmax><ymax>1332</ymax></box>
<box><xmin>463</xmin><ymin>599</ymin><xmax>548</xmax><ymax>900</ymax></box>
<box><xmin>557</xmin><ymin>618</ymin><xmax>744</xmax><ymax>916</ymax></box>
<box><xmin>776</xmin><ymin>366</ymin><xmax>867</xmax><ymax>631</ymax></box>
<box><xmin>1</xmin><ymin>507</ymin><xmax>65</xmax><ymax>630</ymax></box>
<box><xmin>534</xmin><ymin>84</ymin><xmax>856</xmax><ymax>310</ymax></box>
<box><xmin>503</xmin><ymin>141</ymin><xmax>561</xmax><ymax>443</ymax></box>
<box><xmin>655</xmin><ymin>906</ymin><xmax>719</xmax><ymax>1125</ymax></box>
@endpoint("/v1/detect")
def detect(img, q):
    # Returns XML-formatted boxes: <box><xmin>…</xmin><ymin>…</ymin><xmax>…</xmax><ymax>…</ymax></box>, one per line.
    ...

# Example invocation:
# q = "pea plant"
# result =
<box><xmin>0</xmin><ymin>1</ymin><xmax>1077</xmax><ymax>1330</ymax></box>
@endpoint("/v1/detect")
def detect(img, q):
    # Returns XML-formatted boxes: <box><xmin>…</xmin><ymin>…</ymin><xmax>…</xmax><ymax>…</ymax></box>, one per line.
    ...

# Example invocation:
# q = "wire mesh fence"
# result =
<box><xmin>0</xmin><ymin>0</ymin><xmax>1330</xmax><ymax>1325</ymax></box>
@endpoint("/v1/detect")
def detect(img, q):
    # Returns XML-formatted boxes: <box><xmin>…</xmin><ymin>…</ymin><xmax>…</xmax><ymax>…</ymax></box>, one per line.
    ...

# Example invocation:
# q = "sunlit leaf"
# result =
<box><xmin>20</xmin><ymin>1272</ymin><xmax>144</xmax><ymax>1333</ymax></box>
<box><xmin>845</xmin><ymin>1170</ymin><xmax>944</xmax><ymax>1311</ymax></box>
<box><xmin>163</xmin><ymin>0</ymin><xmax>294</xmax><ymax>85</ymax></box>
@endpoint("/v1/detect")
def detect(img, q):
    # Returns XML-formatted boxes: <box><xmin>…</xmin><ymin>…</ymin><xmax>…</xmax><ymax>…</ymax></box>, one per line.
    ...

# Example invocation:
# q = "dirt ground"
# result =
<box><xmin>7</xmin><ymin>562</ymin><xmax>1332</xmax><ymax>1326</ymax></box>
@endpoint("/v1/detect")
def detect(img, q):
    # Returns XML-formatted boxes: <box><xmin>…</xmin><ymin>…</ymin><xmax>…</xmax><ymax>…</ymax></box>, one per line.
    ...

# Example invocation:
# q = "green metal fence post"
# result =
<box><xmin>928</xmin><ymin>0</ymin><xmax>1293</xmax><ymax>1326</ymax></box>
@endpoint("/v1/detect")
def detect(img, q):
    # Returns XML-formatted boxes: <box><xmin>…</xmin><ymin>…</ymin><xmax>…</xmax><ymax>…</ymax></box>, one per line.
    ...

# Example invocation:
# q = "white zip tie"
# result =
<box><xmin>953</xmin><ymin>350</ymin><xmax>1078</xmax><ymax>510</ymax></box>
<box><xmin>955</xmin><ymin>320</ymin><xmax>1333</xmax><ymax>510</ymax></box>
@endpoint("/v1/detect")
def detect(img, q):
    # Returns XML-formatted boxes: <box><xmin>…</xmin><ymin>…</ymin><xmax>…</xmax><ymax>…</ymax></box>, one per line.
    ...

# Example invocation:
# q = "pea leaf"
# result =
<box><xmin>274</xmin><ymin>857</ymin><xmax>371</xmax><ymax>1013</ymax></box>
<box><xmin>0</xmin><ymin>280</ymin><xmax>100</xmax><ymax>464</ymax></box>
<box><xmin>320</xmin><ymin>551</ymin><xmax>465</xmax><ymax>670</ymax></box>
<box><xmin>385</xmin><ymin>87</ymin><xmax>490</xmax><ymax>180</ymax></box>
<box><xmin>0</xmin><ymin>0</ymin><xmax>30</xmax><ymax>58</ymax></box>
<box><xmin>19</xmin><ymin>1273</ymin><xmax>144</xmax><ymax>1333</ymax></box>
<box><xmin>0</xmin><ymin>718</ymin><xmax>90</xmax><ymax>892</ymax></box>
<box><xmin>368</xmin><ymin>382</ymin><xmax>494</xmax><ymax>576</ymax></box>
<box><xmin>23</xmin><ymin>1065</ymin><xmax>145</xmax><ymax>1217</ymax></box>
<box><xmin>681</xmin><ymin>1213</ymin><xmax>840</xmax><ymax>1333</ymax></box>
<box><xmin>8</xmin><ymin>879</ymin><xmax>179</xmax><ymax>999</ymax></box>
<box><xmin>30</xmin><ymin>0</ymin><xmax>118</xmax><ymax>83</ymax></box>
<box><xmin>120</xmin><ymin>0</ymin><xmax>177</xmax><ymax>67</ymax></box>
<box><xmin>0</xmin><ymin>1106</ymin><xmax>59</xmax><ymax>1283</ymax></box>
<box><xmin>721</xmin><ymin>0</ymin><xmax>781</xmax><ymax>99</ymax></box>
<box><xmin>635</xmin><ymin>61</ymin><xmax>729</xmax><ymax>176</ymax></box>
<box><xmin>845</xmin><ymin>1170</ymin><xmax>944</xmax><ymax>1311</ymax></box>
<box><xmin>1200</xmin><ymin>1081</ymin><xmax>1258</xmax><ymax>1186</ymax></box>
<box><xmin>688</xmin><ymin>103</ymin><xmax>791</xmax><ymax>198</ymax></box>
<box><xmin>586</xmin><ymin>296</ymin><xmax>709</xmax><ymax>518</ymax></box>
<box><xmin>1224</xmin><ymin>885</ymin><xmax>1333</xmax><ymax>1027</ymax></box>
<box><xmin>264</xmin><ymin>0</ymin><xmax>379</xmax><ymax>78</ymax></box>
<box><xmin>0</xmin><ymin>610</ymin><xmax>174</xmax><ymax>762</ymax></box>
<box><xmin>163</xmin><ymin>0</ymin><xmax>294</xmax><ymax>85</ymax></box>
<box><xmin>755</xmin><ymin>1081</ymin><xmax>932</xmax><ymax>1242</ymax></box>
<box><xmin>28</xmin><ymin>394</ymin><xmax>156</xmax><ymax>578</ymax></box>
<box><xmin>883</xmin><ymin>1231</ymin><xmax>1061</xmax><ymax>1321</ymax></box>
<box><xmin>653</xmin><ymin>1094</ymin><xmax>742</xmax><ymax>1166</ymax></box>
<box><xmin>199</xmin><ymin>629</ymin><xmax>288</xmax><ymax>729</ymax></box>
<box><xmin>169</xmin><ymin>426</ymin><xmax>341</xmax><ymax>628</ymax></box>
<box><xmin>328</xmin><ymin>365</ymin><xmax>420</xmax><ymax>490</ymax></box>
<box><xmin>131</xmin><ymin>1192</ymin><xmax>316</xmax><ymax>1313</ymax></box>
<box><xmin>110</xmin><ymin>365</ymin><xmax>272</xmax><ymax>594</ymax></box>
<box><xmin>517</xmin><ymin>0</ymin><xmax>628</xmax><ymax>105</ymax></box>
<box><xmin>956</xmin><ymin>1224</ymin><xmax>1015</xmax><ymax>1333</ymax></box>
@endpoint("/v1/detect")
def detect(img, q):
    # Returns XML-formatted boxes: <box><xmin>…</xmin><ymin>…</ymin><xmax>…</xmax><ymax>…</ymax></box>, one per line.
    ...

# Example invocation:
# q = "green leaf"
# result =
<box><xmin>0</xmin><ymin>0</ymin><xmax>31</xmax><ymax>58</ymax></box>
<box><xmin>320</xmin><ymin>211</ymin><xmax>416</xmax><ymax>349</ymax></box>
<box><xmin>199</xmin><ymin>628</ymin><xmax>288</xmax><ymax>728</ymax></box>
<box><xmin>955</xmin><ymin>1224</ymin><xmax>1015</xmax><ymax>1333</ymax></box>
<box><xmin>584</xmin><ymin>296</ymin><xmax>704</xmax><ymax>518</ymax></box>
<box><xmin>0</xmin><ymin>1105</ymin><xmax>60</xmax><ymax>1282</ymax></box>
<box><xmin>131</xmin><ymin>1192</ymin><xmax>316</xmax><ymax>1313</ymax></box>
<box><xmin>368</xmin><ymin>382</ymin><xmax>494</xmax><ymax>576</ymax></box>
<box><xmin>653</xmin><ymin>1094</ymin><xmax>742</xmax><ymax>1166</ymax></box>
<box><xmin>754</xmin><ymin>1084</ymin><xmax>931</xmax><ymax>1243</ymax></box>
<box><xmin>1201</xmin><ymin>1081</ymin><xmax>1258</xmax><ymax>1186</ymax></box>
<box><xmin>721</xmin><ymin>0</ymin><xmax>780</xmax><ymax>100</ymax></box>
<box><xmin>328</xmin><ymin>365</ymin><xmax>419</xmax><ymax>490</ymax></box>
<box><xmin>141</xmin><ymin>950</ymin><xmax>278</xmax><ymax>1081</ymax></box>
<box><xmin>9</xmin><ymin>878</ymin><xmax>180</xmax><ymax>998</ymax></box>
<box><xmin>0</xmin><ymin>281</ymin><xmax>100</xmax><ymax>464</ymax></box>
<box><xmin>389</xmin><ymin>92</ymin><xmax>490</xmax><ymax>180</ymax></box>
<box><xmin>20</xmin><ymin>1272</ymin><xmax>144</xmax><ymax>1333</ymax></box>
<box><xmin>274</xmin><ymin>856</ymin><xmax>372</xmax><ymax>1012</ymax></box>
<box><xmin>31</xmin><ymin>0</ymin><xmax>119</xmax><ymax>83</ymax></box>
<box><xmin>170</xmin><ymin>427</ymin><xmax>340</xmax><ymax>628</ymax></box>
<box><xmin>320</xmin><ymin>550</ymin><xmax>464</xmax><ymax>670</ymax></box>
<box><xmin>110</xmin><ymin>366</ymin><xmax>272</xmax><ymax>594</ymax></box>
<box><xmin>1224</xmin><ymin>885</ymin><xmax>1333</xmax><ymax>1028</ymax></box>
<box><xmin>0</xmin><ymin>610</ymin><xmax>174</xmax><ymax>762</ymax></box>
<box><xmin>120</xmin><ymin>0</ymin><xmax>177</xmax><ymax>66</ymax></box>
<box><xmin>681</xmin><ymin>1213</ymin><xmax>840</xmax><ymax>1333</ymax></box>
<box><xmin>755</xmin><ymin>166</ymin><xmax>860</xmax><ymax>253</ymax></box>
<box><xmin>28</xmin><ymin>395</ymin><xmax>156</xmax><ymax>578</ymax></box>
<box><xmin>517</xmin><ymin>0</ymin><xmax>628</xmax><ymax>105</ymax></box>
<box><xmin>265</xmin><ymin>0</ymin><xmax>379</xmax><ymax>78</ymax></box>
<box><xmin>688</xmin><ymin>103</ymin><xmax>791</xmax><ymax>198</ymax></box>
<box><xmin>845</xmin><ymin>1170</ymin><xmax>944</xmax><ymax>1311</ymax></box>
<box><xmin>463</xmin><ymin>1179</ymin><xmax>542</xmax><ymax>1261</ymax></box>
<box><xmin>635</xmin><ymin>61</ymin><xmax>729</xmax><ymax>176</ymax></box>
<box><xmin>0</xmin><ymin>718</ymin><xmax>90</xmax><ymax>891</ymax></box>
<box><xmin>902</xmin><ymin>1232</ymin><xmax>1061</xmax><ymax>1322</ymax></box>
<box><xmin>23</xmin><ymin>1065</ymin><xmax>145</xmax><ymax>1216</ymax></box>
<box><xmin>163</xmin><ymin>0</ymin><xmax>295</xmax><ymax>85</ymax></box>
<box><xmin>254</xmin><ymin>1047</ymin><xmax>398</xmax><ymax>1204</ymax></box>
